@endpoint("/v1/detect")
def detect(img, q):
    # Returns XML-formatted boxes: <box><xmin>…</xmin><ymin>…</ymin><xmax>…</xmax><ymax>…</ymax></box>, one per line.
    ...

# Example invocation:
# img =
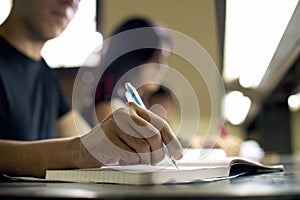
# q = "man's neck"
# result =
<box><xmin>0</xmin><ymin>22</ymin><xmax>45</xmax><ymax>61</ymax></box>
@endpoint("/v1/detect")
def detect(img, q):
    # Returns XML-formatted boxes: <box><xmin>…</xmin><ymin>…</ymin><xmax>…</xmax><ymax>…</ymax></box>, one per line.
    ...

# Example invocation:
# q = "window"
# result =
<box><xmin>223</xmin><ymin>0</ymin><xmax>298</xmax><ymax>88</ymax></box>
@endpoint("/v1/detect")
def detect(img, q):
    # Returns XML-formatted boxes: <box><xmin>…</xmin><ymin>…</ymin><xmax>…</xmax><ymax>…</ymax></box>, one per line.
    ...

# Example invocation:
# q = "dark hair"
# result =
<box><xmin>102</xmin><ymin>16</ymin><xmax>171</xmax><ymax>76</ymax></box>
<box><xmin>96</xmin><ymin>17</ymin><xmax>172</xmax><ymax>101</ymax></box>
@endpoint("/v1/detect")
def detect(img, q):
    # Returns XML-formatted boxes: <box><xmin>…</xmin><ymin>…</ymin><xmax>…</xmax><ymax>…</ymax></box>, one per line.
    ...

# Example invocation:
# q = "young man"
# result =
<box><xmin>0</xmin><ymin>0</ymin><xmax>182</xmax><ymax>177</ymax></box>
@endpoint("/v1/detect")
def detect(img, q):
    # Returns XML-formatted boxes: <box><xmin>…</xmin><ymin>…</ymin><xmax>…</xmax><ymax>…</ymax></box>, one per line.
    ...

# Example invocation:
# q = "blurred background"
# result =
<box><xmin>1</xmin><ymin>0</ymin><xmax>299</xmax><ymax>158</ymax></box>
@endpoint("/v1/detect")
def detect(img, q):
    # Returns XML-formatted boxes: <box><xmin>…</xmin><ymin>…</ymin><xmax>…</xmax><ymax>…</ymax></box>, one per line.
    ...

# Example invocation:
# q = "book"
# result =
<box><xmin>45</xmin><ymin>149</ymin><xmax>284</xmax><ymax>185</ymax></box>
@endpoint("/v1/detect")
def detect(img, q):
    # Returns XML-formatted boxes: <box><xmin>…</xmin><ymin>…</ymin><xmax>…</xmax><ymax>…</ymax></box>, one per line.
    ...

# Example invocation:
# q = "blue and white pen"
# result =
<box><xmin>124</xmin><ymin>82</ymin><xmax>179</xmax><ymax>169</ymax></box>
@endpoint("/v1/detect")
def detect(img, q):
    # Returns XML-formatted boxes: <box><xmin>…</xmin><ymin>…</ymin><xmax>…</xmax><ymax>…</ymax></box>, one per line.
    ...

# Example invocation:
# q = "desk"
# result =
<box><xmin>1</xmin><ymin>160</ymin><xmax>300</xmax><ymax>199</ymax></box>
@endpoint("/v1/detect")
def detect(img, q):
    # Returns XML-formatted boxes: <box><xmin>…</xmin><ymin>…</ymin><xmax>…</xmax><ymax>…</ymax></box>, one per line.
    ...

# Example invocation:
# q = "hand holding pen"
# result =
<box><xmin>125</xmin><ymin>82</ymin><xmax>180</xmax><ymax>169</ymax></box>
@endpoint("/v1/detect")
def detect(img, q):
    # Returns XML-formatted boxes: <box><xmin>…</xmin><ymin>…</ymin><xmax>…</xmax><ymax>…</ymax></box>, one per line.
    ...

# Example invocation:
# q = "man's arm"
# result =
<box><xmin>0</xmin><ymin>103</ymin><xmax>183</xmax><ymax>177</ymax></box>
<box><xmin>0</xmin><ymin>137</ymin><xmax>100</xmax><ymax>177</ymax></box>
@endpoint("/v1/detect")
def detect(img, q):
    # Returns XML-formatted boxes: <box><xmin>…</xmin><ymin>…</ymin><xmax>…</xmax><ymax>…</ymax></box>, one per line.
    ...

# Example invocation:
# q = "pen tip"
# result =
<box><xmin>172</xmin><ymin>159</ymin><xmax>179</xmax><ymax>169</ymax></box>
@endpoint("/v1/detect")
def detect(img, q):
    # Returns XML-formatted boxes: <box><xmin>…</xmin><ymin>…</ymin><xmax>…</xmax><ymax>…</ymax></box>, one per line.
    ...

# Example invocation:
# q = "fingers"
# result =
<box><xmin>128</xmin><ymin>102</ymin><xmax>183</xmax><ymax>160</ymax></box>
<box><xmin>117</xmin><ymin>128</ymin><xmax>151</xmax><ymax>164</ymax></box>
<box><xmin>80</xmin><ymin>124</ymin><xmax>140</xmax><ymax>166</ymax></box>
<box><xmin>101</xmin><ymin>112</ymin><xmax>164</xmax><ymax>165</ymax></box>
<box><xmin>93</xmin><ymin>102</ymin><xmax>183</xmax><ymax>166</ymax></box>
<box><xmin>114</xmin><ymin>117</ymin><xmax>165</xmax><ymax>165</ymax></box>
<box><xmin>144</xmin><ymin>133</ymin><xmax>165</xmax><ymax>164</ymax></box>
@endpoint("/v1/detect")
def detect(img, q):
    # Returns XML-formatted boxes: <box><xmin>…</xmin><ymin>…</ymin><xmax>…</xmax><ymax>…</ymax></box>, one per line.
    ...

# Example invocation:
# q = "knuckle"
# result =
<box><xmin>137</xmin><ymin>139</ymin><xmax>150</xmax><ymax>153</ymax></box>
<box><xmin>150</xmin><ymin>132</ymin><xmax>161</xmax><ymax>140</ymax></box>
<box><xmin>146</xmin><ymin>134</ymin><xmax>161</xmax><ymax>147</ymax></box>
<box><xmin>127</xmin><ymin>101</ymin><xmax>137</xmax><ymax>109</ymax></box>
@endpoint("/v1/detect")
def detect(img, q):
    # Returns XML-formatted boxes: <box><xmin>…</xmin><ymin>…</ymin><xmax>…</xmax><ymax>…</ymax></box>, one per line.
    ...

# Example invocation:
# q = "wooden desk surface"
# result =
<box><xmin>1</xmin><ymin>161</ymin><xmax>300</xmax><ymax>199</ymax></box>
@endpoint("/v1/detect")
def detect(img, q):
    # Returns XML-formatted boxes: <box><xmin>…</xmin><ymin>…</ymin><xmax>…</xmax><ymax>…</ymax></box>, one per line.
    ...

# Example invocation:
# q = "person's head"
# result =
<box><xmin>100</xmin><ymin>17</ymin><xmax>172</xmax><ymax>97</ymax></box>
<box><xmin>5</xmin><ymin>0</ymin><xmax>80</xmax><ymax>42</ymax></box>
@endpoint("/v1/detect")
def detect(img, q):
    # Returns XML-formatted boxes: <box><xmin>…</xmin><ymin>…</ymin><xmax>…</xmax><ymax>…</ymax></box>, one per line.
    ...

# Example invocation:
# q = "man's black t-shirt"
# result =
<box><xmin>0</xmin><ymin>37</ymin><xmax>71</xmax><ymax>140</ymax></box>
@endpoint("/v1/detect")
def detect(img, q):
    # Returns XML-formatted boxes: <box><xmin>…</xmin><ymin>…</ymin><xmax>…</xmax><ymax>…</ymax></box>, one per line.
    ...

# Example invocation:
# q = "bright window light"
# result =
<box><xmin>288</xmin><ymin>93</ymin><xmax>300</xmax><ymax>112</ymax></box>
<box><xmin>223</xmin><ymin>0</ymin><xmax>298</xmax><ymax>88</ymax></box>
<box><xmin>224</xmin><ymin>91</ymin><xmax>251</xmax><ymax>125</ymax></box>
<box><xmin>42</xmin><ymin>0</ymin><xmax>103</xmax><ymax>68</ymax></box>
<box><xmin>0</xmin><ymin>0</ymin><xmax>102</xmax><ymax>68</ymax></box>
<box><xmin>0</xmin><ymin>0</ymin><xmax>12</xmax><ymax>24</ymax></box>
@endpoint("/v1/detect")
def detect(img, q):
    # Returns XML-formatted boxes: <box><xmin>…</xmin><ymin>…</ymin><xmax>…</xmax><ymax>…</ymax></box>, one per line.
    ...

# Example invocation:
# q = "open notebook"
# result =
<box><xmin>45</xmin><ymin>149</ymin><xmax>284</xmax><ymax>185</ymax></box>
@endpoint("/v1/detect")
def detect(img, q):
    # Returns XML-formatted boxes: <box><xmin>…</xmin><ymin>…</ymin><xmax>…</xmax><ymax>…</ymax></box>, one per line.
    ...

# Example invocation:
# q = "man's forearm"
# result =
<box><xmin>0</xmin><ymin>137</ymin><xmax>99</xmax><ymax>177</ymax></box>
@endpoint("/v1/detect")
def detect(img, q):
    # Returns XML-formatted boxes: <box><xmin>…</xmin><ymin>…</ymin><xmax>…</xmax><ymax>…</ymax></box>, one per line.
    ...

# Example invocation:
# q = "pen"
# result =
<box><xmin>124</xmin><ymin>82</ymin><xmax>179</xmax><ymax>169</ymax></box>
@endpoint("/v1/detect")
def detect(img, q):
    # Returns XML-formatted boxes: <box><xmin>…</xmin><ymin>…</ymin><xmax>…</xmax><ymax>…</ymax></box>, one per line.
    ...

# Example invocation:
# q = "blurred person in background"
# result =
<box><xmin>94</xmin><ymin>17</ymin><xmax>172</xmax><ymax>123</ymax></box>
<box><xmin>93</xmin><ymin>17</ymin><xmax>242</xmax><ymax>156</ymax></box>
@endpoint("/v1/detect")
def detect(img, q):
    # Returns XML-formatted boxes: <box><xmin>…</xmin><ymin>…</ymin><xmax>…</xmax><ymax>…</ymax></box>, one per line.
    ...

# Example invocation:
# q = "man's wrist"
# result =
<box><xmin>73</xmin><ymin>136</ymin><xmax>102</xmax><ymax>169</ymax></box>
